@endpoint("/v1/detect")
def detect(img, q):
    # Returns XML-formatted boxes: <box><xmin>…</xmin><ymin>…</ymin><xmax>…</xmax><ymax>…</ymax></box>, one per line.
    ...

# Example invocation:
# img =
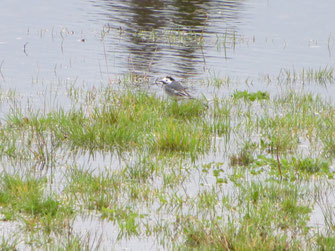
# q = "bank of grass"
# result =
<box><xmin>3</xmin><ymin>91</ymin><xmax>210</xmax><ymax>159</ymax></box>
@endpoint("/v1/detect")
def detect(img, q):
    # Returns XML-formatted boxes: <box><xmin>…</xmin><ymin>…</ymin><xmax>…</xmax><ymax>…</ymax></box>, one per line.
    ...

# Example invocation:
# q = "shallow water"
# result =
<box><xmin>1</xmin><ymin>0</ymin><xmax>334</xmax><ymax>102</ymax></box>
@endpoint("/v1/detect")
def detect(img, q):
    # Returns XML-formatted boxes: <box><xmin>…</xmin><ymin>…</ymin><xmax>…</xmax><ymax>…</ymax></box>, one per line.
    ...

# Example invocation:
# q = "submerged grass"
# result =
<box><xmin>1</xmin><ymin>82</ymin><xmax>335</xmax><ymax>249</ymax></box>
<box><xmin>0</xmin><ymin>174</ymin><xmax>73</xmax><ymax>236</ymax></box>
<box><xmin>169</xmin><ymin>181</ymin><xmax>311</xmax><ymax>250</ymax></box>
<box><xmin>259</xmin><ymin>67</ymin><xmax>335</xmax><ymax>85</ymax></box>
<box><xmin>65</xmin><ymin>168</ymin><xmax>121</xmax><ymax>211</ymax></box>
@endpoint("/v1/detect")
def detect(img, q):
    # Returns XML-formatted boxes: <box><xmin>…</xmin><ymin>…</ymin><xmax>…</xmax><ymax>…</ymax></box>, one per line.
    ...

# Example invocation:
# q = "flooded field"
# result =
<box><xmin>0</xmin><ymin>0</ymin><xmax>335</xmax><ymax>250</ymax></box>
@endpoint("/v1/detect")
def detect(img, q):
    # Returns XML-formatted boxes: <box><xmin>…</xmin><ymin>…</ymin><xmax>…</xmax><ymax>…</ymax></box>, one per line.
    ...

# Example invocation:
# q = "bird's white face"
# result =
<box><xmin>161</xmin><ymin>76</ymin><xmax>173</xmax><ymax>84</ymax></box>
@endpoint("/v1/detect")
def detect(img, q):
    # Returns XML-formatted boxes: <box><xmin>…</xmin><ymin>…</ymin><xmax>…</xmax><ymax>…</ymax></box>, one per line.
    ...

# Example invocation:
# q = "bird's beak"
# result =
<box><xmin>154</xmin><ymin>78</ymin><xmax>164</xmax><ymax>85</ymax></box>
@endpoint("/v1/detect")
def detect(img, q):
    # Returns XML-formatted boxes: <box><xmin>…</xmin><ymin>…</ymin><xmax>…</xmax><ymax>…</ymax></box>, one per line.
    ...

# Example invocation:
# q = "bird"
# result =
<box><xmin>157</xmin><ymin>76</ymin><xmax>208</xmax><ymax>108</ymax></box>
<box><xmin>157</xmin><ymin>76</ymin><xmax>195</xmax><ymax>99</ymax></box>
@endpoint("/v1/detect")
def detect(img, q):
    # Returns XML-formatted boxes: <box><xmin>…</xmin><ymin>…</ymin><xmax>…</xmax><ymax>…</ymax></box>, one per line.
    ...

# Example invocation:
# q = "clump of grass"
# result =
<box><xmin>278</xmin><ymin>67</ymin><xmax>334</xmax><ymax>85</ymax></box>
<box><xmin>317</xmin><ymin>108</ymin><xmax>335</xmax><ymax>158</ymax></box>
<box><xmin>124</xmin><ymin>155</ymin><xmax>161</xmax><ymax>184</ymax></box>
<box><xmin>121</xmin><ymin>72</ymin><xmax>150</xmax><ymax>86</ymax></box>
<box><xmin>153</xmin><ymin>118</ymin><xmax>210</xmax><ymax>158</ymax></box>
<box><xmin>230</xmin><ymin>141</ymin><xmax>256</xmax><ymax>167</ymax></box>
<box><xmin>0</xmin><ymin>110</ymin><xmax>62</xmax><ymax>171</ymax></box>
<box><xmin>211</xmin><ymin>98</ymin><xmax>231</xmax><ymax>137</ymax></box>
<box><xmin>202</xmin><ymin>73</ymin><xmax>231</xmax><ymax>87</ymax></box>
<box><xmin>235</xmin><ymin>182</ymin><xmax>311</xmax><ymax>246</ymax></box>
<box><xmin>233</xmin><ymin>90</ymin><xmax>270</xmax><ymax>101</ymax></box>
<box><xmin>166</xmin><ymin>100</ymin><xmax>207</xmax><ymax>120</ymax></box>
<box><xmin>65</xmin><ymin>164</ymin><xmax>157</xmax><ymax>215</ymax></box>
<box><xmin>317</xmin><ymin>235</ymin><xmax>335</xmax><ymax>250</ymax></box>
<box><xmin>173</xmin><ymin>212</ymin><xmax>302</xmax><ymax>250</ymax></box>
<box><xmin>52</xmin><ymin>231</ymin><xmax>103</xmax><ymax>251</ymax></box>
<box><xmin>0</xmin><ymin>174</ymin><xmax>73</xmax><ymax>233</ymax></box>
<box><xmin>163</xmin><ymin>29</ymin><xmax>204</xmax><ymax>46</ymax></box>
<box><xmin>65</xmin><ymin>168</ymin><xmax>121</xmax><ymax>210</ymax></box>
<box><xmin>0</xmin><ymin>89</ymin><xmax>17</xmax><ymax>103</ymax></box>
<box><xmin>197</xmin><ymin>188</ymin><xmax>219</xmax><ymax>211</ymax></box>
<box><xmin>248</xmin><ymin>155</ymin><xmax>331</xmax><ymax>178</ymax></box>
<box><xmin>304</xmin><ymin>67</ymin><xmax>334</xmax><ymax>84</ymax></box>
<box><xmin>0</xmin><ymin>235</ymin><xmax>20</xmax><ymax>250</ymax></box>
<box><xmin>259</xmin><ymin>114</ymin><xmax>299</xmax><ymax>155</ymax></box>
<box><xmin>101</xmin><ymin>205</ymin><xmax>145</xmax><ymax>239</ymax></box>
<box><xmin>1</xmin><ymin>175</ymin><xmax>48</xmax><ymax>217</ymax></box>
<box><xmin>169</xmin><ymin>180</ymin><xmax>311</xmax><ymax>250</ymax></box>
<box><xmin>289</xmin><ymin>157</ymin><xmax>330</xmax><ymax>174</ymax></box>
<box><xmin>133</xmin><ymin>28</ymin><xmax>204</xmax><ymax>47</ymax></box>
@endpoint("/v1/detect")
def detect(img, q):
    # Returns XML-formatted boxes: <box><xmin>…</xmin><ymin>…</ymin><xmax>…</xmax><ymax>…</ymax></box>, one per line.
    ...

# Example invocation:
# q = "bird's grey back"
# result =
<box><xmin>169</xmin><ymin>80</ymin><xmax>187</xmax><ymax>91</ymax></box>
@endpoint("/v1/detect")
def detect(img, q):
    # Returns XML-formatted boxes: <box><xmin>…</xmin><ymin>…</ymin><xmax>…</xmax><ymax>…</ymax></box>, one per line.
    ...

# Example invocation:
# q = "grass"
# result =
<box><xmin>174</xmin><ymin>181</ymin><xmax>311</xmax><ymax>250</ymax></box>
<box><xmin>1</xmin><ymin>91</ymin><xmax>210</xmax><ymax>161</ymax></box>
<box><xmin>259</xmin><ymin>67</ymin><xmax>335</xmax><ymax>85</ymax></box>
<box><xmin>65</xmin><ymin>168</ymin><xmax>120</xmax><ymax>210</ymax></box>
<box><xmin>57</xmin><ymin>92</ymin><xmax>209</xmax><ymax>156</ymax></box>
<box><xmin>101</xmin><ymin>205</ymin><xmax>145</xmax><ymax>239</ymax></box>
<box><xmin>233</xmin><ymin>90</ymin><xmax>270</xmax><ymax>101</ymax></box>
<box><xmin>1</xmin><ymin>78</ymin><xmax>335</xmax><ymax>249</ymax></box>
<box><xmin>0</xmin><ymin>174</ymin><xmax>73</xmax><ymax>237</ymax></box>
<box><xmin>230</xmin><ymin>141</ymin><xmax>256</xmax><ymax>167</ymax></box>
<box><xmin>317</xmin><ymin>235</ymin><xmax>335</xmax><ymax>250</ymax></box>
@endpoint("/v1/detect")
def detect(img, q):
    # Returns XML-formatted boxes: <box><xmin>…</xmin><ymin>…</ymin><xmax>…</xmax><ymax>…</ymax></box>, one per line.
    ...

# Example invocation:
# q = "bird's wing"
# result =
<box><xmin>173</xmin><ymin>88</ymin><xmax>193</xmax><ymax>98</ymax></box>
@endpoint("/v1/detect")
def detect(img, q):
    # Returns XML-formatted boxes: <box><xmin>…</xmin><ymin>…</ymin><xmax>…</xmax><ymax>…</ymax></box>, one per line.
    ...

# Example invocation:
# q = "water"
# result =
<box><xmin>1</xmin><ymin>0</ymin><xmax>334</xmax><ymax>104</ymax></box>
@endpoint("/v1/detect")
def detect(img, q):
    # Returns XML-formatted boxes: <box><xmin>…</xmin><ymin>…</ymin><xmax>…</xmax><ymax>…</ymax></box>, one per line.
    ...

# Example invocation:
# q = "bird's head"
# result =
<box><xmin>160</xmin><ymin>76</ymin><xmax>175</xmax><ymax>85</ymax></box>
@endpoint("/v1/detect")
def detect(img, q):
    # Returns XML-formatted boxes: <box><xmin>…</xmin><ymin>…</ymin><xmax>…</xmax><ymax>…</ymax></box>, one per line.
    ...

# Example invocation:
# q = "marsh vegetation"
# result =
<box><xmin>1</xmin><ymin>0</ymin><xmax>335</xmax><ymax>250</ymax></box>
<box><xmin>1</xmin><ymin>70</ymin><xmax>335</xmax><ymax>249</ymax></box>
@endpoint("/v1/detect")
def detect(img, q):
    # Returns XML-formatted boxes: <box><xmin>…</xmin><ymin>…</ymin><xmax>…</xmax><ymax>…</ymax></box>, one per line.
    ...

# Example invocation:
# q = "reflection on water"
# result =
<box><xmin>97</xmin><ymin>0</ymin><xmax>243</xmax><ymax>31</ymax></box>
<box><xmin>94</xmin><ymin>0</ymin><xmax>244</xmax><ymax>78</ymax></box>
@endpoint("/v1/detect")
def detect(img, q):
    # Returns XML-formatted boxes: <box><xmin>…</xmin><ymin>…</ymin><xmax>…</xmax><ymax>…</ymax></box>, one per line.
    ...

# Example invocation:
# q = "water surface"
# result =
<box><xmin>1</xmin><ymin>0</ymin><xmax>334</xmax><ymax>102</ymax></box>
